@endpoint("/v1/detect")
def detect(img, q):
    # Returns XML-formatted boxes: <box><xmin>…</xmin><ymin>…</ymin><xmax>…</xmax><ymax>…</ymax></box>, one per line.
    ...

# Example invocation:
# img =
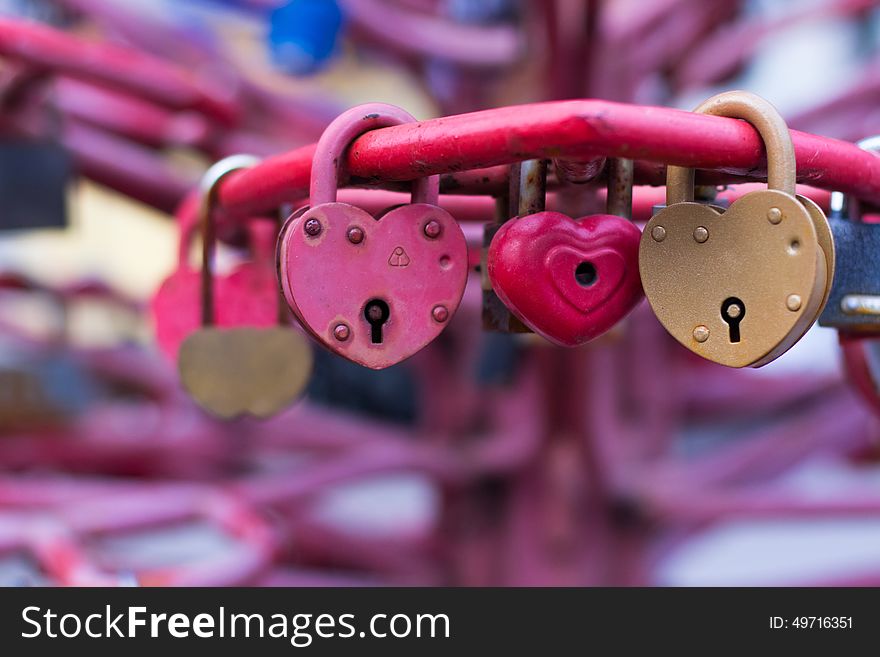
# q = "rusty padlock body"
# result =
<box><xmin>152</xmin><ymin>199</ymin><xmax>279</xmax><ymax>361</ymax></box>
<box><xmin>278</xmin><ymin>103</ymin><xmax>468</xmax><ymax>370</ymax></box>
<box><xmin>487</xmin><ymin>158</ymin><xmax>644</xmax><ymax>347</ymax></box>
<box><xmin>640</xmin><ymin>91</ymin><xmax>832</xmax><ymax>368</ymax></box>
<box><xmin>177</xmin><ymin>155</ymin><xmax>313</xmax><ymax>419</ymax></box>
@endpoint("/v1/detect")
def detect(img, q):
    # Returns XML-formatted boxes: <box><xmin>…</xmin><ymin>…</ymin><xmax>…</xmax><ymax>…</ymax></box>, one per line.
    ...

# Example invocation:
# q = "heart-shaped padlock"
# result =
<box><xmin>487</xmin><ymin>158</ymin><xmax>643</xmax><ymax>346</ymax></box>
<box><xmin>278</xmin><ymin>103</ymin><xmax>468</xmax><ymax>370</ymax></box>
<box><xmin>177</xmin><ymin>155</ymin><xmax>313</xmax><ymax>419</ymax></box>
<box><xmin>152</xmin><ymin>197</ymin><xmax>279</xmax><ymax>360</ymax></box>
<box><xmin>640</xmin><ymin>91</ymin><xmax>832</xmax><ymax>368</ymax></box>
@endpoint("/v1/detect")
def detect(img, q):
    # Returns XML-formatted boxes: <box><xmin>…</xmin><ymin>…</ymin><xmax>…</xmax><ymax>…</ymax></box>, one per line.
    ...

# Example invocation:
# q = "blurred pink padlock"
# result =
<box><xmin>277</xmin><ymin>103</ymin><xmax>468</xmax><ymax>370</ymax></box>
<box><xmin>151</xmin><ymin>192</ymin><xmax>279</xmax><ymax>360</ymax></box>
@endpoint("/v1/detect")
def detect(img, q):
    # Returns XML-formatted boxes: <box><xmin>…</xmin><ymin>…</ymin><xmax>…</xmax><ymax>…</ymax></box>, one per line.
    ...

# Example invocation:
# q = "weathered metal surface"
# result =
<box><xmin>279</xmin><ymin>103</ymin><xmax>468</xmax><ymax>369</ymax></box>
<box><xmin>216</xmin><ymin>100</ymin><xmax>880</xmax><ymax>221</ymax></box>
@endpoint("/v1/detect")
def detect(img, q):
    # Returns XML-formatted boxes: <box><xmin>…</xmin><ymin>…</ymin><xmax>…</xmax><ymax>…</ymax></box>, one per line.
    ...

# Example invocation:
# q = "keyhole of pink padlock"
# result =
<box><xmin>364</xmin><ymin>299</ymin><xmax>391</xmax><ymax>344</ymax></box>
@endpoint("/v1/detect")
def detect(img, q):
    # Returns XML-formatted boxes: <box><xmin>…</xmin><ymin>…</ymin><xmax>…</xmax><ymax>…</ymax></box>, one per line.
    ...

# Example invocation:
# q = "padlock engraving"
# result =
<box><xmin>388</xmin><ymin>247</ymin><xmax>411</xmax><ymax>267</ymax></box>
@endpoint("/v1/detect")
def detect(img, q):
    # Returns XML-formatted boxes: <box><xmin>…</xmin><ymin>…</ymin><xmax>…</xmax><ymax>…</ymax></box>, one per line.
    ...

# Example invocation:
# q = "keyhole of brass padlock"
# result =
<box><xmin>721</xmin><ymin>297</ymin><xmax>746</xmax><ymax>343</ymax></box>
<box><xmin>364</xmin><ymin>299</ymin><xmax>390</xmax><ymax>344</ymax></box>
<box><xmin>575</xmin><ymin>261</ymin><xmax>598</xmax><ymax>287</ymax></box>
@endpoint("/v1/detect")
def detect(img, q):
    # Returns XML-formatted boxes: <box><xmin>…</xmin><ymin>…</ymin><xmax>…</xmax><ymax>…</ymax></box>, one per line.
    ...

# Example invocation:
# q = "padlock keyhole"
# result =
<box><xmin>721</xmin><ymin>297</ymin><xmax>745</xmax><ymax>343</ymax></box>
<box><xmin>364</xmin><ymin>299</ymin><xmax>390</xmax><ymax>344</ymax></box>
<box><xmin>575</xmin><ymin>262</ymin><xmax>598</xmax><ymax>287</ymax></box>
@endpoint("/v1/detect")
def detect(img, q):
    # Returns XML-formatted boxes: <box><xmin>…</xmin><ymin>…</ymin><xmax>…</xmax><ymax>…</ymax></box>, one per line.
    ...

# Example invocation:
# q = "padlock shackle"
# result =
<box><xmin>666</xmin><ymin>91</ymin><xmax>796</xmax><ymax>206</ymax></box>
<box><xmin>830</xmin><ymin>135</ymin><xmax>880</xmax><ymax>220</ymax></box>
<box><xmin>606</xmin><ymin>158</ymin><xmax>634</xmax><ymax>219</ymax></box>
<box><xmin>197</xmin><ymin>154</ymin><xmax>261</xmax><ymax>327</ymax></box>
<box><xmin>310</xmin><ymin>103</ymin><xmax>439</xmax><ymax>207</ymax></box>
<box><xmin>177</xmin><ymin>200</ymin><xmax>273</xmax><ymax>270</ymax></box>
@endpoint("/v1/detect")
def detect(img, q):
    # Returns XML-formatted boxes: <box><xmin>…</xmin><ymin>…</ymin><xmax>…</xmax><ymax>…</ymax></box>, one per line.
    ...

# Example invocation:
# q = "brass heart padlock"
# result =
<box><xmin>640</xmin><ymin>91</ymin><xmax>834</xmax><ymax>368</ymax></box>
<box><xmin>178</xmin><ymin>155</ymin><xmax>313</xmax><ymax>419</ymax></box>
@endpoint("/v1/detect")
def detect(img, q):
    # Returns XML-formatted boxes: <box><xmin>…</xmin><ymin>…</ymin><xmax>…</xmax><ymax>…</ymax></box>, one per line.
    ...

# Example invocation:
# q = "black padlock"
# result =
<box><xmin>818</xmin><ymin>136</ymin><xmax>880</xmax><ymax>334</ymax></box>
<box><xmin>0</xmin><ymin>140</ymin><xmax>70</xmax><ymax>232</ymax></box>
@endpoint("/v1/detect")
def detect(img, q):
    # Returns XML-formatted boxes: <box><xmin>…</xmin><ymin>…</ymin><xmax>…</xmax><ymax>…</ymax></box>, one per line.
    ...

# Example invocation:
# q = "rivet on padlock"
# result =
<box><xmin>277</xmin><ymin>103</ymin><xmax>468</xmax><ymax>370</ymax></box>
<box><xmin>177</xmin><ymin>155</ymin><xmax>313</xmax><ymax>419</ymax></box>
<box><xmin>819</xmin><ymin>135</ymin><xmax>880</xmax><ymax>333</ymax></box>
<box><xmin>486</xmin><ymin>158</ymin><xmax>643</xmax><ymax>347</ymax></box>
<box><xmin>640</xmin><ymin>90</ymin><xmax>833</xmax><ymax>368</ymax></box>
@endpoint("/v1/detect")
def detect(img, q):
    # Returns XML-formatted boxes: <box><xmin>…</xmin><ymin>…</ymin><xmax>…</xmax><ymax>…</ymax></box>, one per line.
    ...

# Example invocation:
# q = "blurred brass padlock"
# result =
<box><xmin>640</xmin><ymin>91</ymin><xmax>834</xmax><ymax>368</ymax></box>
<box><xmin>178</xmin><ymin>155</ymin><xmax>313</xmax><ymax>419</ymax></box>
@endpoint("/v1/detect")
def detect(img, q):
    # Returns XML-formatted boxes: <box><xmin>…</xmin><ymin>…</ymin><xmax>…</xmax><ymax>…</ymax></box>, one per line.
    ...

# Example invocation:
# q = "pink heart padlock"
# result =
<box><xmin>278</xmin><ymin>103</ymin><xmax>468</xmax><ymax>370</ymax></box>
<box><xmin>151</xmin><ymin>195</ymin><xmax>279</xmax><ymax>360</ymax></box>
<box><xmin>487</xmin><ymin>211</ymin><xmax>643</xmax><ymax>347</ymax></box>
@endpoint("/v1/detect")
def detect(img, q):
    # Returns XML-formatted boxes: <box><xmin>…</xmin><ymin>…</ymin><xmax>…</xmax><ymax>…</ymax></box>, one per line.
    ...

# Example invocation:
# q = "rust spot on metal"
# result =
<box><xmin>440</xmin><ymin>174</ymin><xmax>462</xmax><ymax>190</ymax></box>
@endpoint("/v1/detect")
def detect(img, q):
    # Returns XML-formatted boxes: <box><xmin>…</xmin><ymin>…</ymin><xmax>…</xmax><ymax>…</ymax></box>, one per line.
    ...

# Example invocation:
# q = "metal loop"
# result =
<box><xmin>197</xmin><ymin>154</ymin><xmax>261</xmax><ymax>327</ymax></box>
<box><xmin>309</xmin><ymin>103</ymin><xmax>439</xmax><ymax>207</ymax></box>
<box><xmin>666</xmin><ymin>91</ymin><xmax>796</xmax><ymax>206</ymax></box>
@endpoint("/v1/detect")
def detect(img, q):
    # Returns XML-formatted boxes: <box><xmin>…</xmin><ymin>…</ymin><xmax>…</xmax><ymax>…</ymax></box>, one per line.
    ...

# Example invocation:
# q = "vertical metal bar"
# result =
<box><xmin>482</xmin><ymin>161</ymin><xmax>545</xmax><ymax>333</ymax></box>
<box><xmin>200</xmin><ymin>193</ymin><xmax>216</xmax><ymax>327</ymax></box>
<box><xmin>606</xmin><ymin>158</ymin><xmax>633</xmax><ymax>219</ymax></box>
<box><xmin>277</xmin><ymin>205</ymin><xmax>293</xmax><ymax>326</ymax></box>
<box><xmin>517</xmin><ymin>159</ymin><xmax>548</xmax><ymax>216</ymax></box>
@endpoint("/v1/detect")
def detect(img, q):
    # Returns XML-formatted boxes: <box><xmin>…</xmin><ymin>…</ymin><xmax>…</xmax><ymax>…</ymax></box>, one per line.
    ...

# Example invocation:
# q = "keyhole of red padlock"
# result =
<box><xmin>574</xmin><ymin>261</ymin><xmax>598</xmax><ymax>287</ymax></box>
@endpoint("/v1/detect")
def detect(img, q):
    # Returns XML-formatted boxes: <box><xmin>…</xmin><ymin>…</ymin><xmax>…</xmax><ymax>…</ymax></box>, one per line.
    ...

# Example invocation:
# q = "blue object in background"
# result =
<box><xmin>446</xmin><ymin>0</ymin><xmax>518</xmax><ymax>25</ymax></box>
<box><xmin>269</xmin><ymin>0</ymin><xmax>344</xmax><ymax>75</ymax></box>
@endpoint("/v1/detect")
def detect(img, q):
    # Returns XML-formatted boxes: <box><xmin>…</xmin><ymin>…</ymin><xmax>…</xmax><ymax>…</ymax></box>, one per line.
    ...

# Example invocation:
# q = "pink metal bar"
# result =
<box><xmin>0</xmin><ymin>18</ymin><xmax>239</xmax><ymax>124</ymax></box>
<box><xmin>216</xmin><ymin>100</ymin><xmax>880</xmax><ymax>220</ymax></box>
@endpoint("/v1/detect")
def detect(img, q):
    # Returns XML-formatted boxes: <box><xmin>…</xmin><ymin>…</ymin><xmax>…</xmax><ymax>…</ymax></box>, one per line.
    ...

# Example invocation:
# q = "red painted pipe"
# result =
<box><xmin>0</xmin><ymin>18</ymin><xmax>239</xmax><ymax>125</ymax></box>
<box><xmin>56</xmin><ymin>79</ymin><xmax>213</xmax><ymax>151</ymax></box>
<box><xmin>216</xmin><ymin>100</ymin><xmax>880</xmax><ymax>221</ymax></box>
<box><xmin>339</xmin><ymin>0</ymin><xmax>522</xmax><ymax>67</ymax></box>
<box><xmin>62</xmin><ymin>121</ymin><xmax>194</xmax><ymax>212</ymax></box>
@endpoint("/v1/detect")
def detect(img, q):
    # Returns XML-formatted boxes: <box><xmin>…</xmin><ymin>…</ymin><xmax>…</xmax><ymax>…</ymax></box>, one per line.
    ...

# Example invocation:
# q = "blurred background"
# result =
<box><xmin>1</xmin><ymin>0</ymin><xmax>880</xmax><ymax>586</ymax></box>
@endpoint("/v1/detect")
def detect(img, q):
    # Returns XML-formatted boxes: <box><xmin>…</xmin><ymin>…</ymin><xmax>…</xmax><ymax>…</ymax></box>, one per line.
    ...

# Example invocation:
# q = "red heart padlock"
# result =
<box><xmin>278</xmin><ymin>103</ymin><xmax>468</xmax><ymax>370</ymax></box>
<box><xmin>151</xmin><ymin>194</ymin><xmax>279</xmax><ymax>360</ymax></box>
<box><xmin>487</xmin><ymin>211</ymin><xmax>643</xmax><ymax>347</ymax></box>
